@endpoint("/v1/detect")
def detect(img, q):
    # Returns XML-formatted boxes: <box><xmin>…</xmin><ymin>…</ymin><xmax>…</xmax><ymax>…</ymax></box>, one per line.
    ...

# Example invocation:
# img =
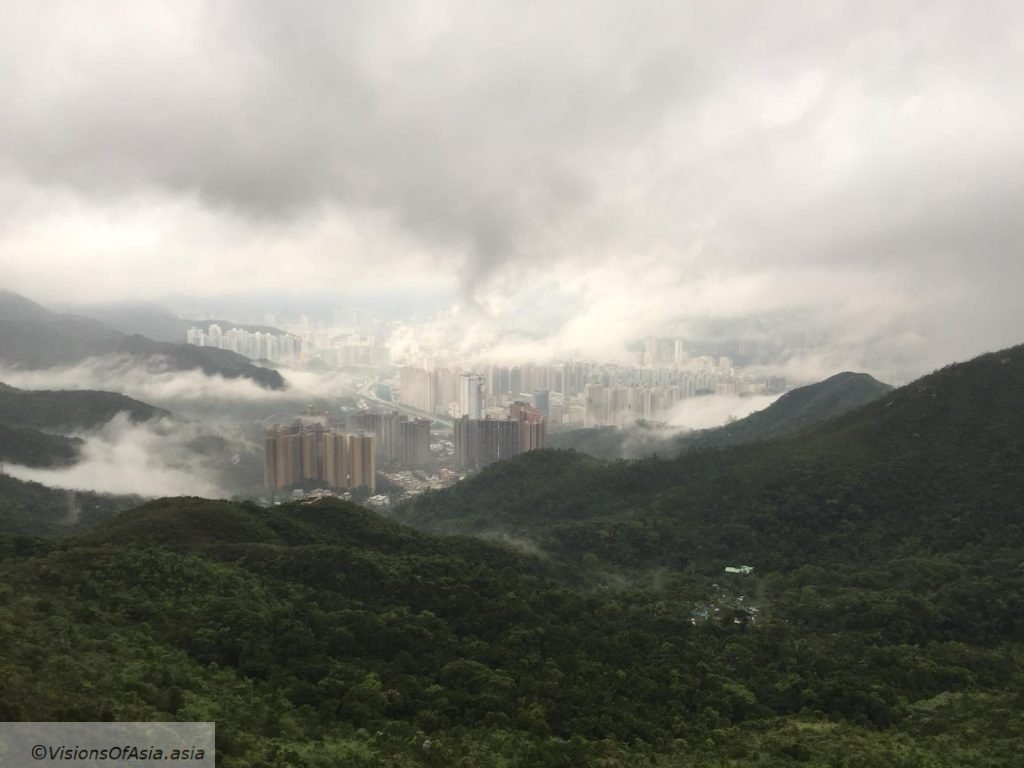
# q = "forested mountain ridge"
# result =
<box><xmin>684</xmin><ymin>370</ymin><xmax>893</xmax><ymax>449</ymax></box>
<box><xmin>396</xmin><ymin>344</ymin><xmax>1024</xmax><ymax>577</ymax></box>
<box><xmin>547</xmin><ymin>370</ymin><xmax>892</xmax><ymax>459</ymax></box>
<box><xmin>2</xmin><ymin>495</ymin><xmax>1022</xmax><ymax>766</ymax></box>
<box><xmin>0</xmin><ymin>474</ymin><xmax>142</xmax><ymax>537</ymax></box>
<box><xmin>0</xmin><ymin>423</ymin><xmax>81</xmax><ymax>468</ymax></box>
<box><xmin>0</xmin><ymin>291</ymin><xmax>286</xmax><ymax>390</ymax></box>
<box><xmin>0</xmin><ymin>381</ymin><xmax>168</xmax><ymax>431</ymax></box>
<box><xmin>0</xmin><ymin>345</ymin><xmax>1021</xmax><ymax>765</ymax></box>
<box><xmin>0</xmin><ymin>382</ymin><xmax>166</xmax><ymax>535</ymax></box>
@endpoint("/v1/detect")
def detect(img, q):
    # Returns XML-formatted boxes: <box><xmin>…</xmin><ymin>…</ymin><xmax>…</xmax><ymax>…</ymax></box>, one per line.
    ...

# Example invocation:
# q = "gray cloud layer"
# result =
<box><xmin>2</xmin><ymin>1</ymin><xmax>1023</xmax><ymax>378</ymax></box>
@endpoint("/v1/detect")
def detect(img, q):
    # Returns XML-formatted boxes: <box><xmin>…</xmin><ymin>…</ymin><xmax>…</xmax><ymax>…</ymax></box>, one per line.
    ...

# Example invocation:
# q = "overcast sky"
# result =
<box><xmin>2</xmin><ymin>0</ymin><xmax>1022</xmax><ymax>379</ymax></box>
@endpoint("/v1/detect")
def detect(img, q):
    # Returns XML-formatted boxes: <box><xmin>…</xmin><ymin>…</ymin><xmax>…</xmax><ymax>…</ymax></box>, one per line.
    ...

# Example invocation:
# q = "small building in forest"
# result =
<box><xmin>724</xmin><ymin>565</ymin><xmax>754</xmax><ymax>575</ymax></box>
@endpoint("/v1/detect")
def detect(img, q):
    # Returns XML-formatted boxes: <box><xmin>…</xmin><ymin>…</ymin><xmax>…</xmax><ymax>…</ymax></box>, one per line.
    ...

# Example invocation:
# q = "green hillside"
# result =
<box><xmin>396</xmin><ymin>349</ymin><xmax>1018</xmax><ymax>577</ymax></box>
<box><xmin>547</xmin><ymin>422</ymin><xmax>671</xmax><ymax>459</ymax></box>
<box><xmin>0</xmin><ymin>474</ymin><xmax>142</xmax><ymax>536</ymax></box>
<box><xmin>685</xmin><ymin>371</ymin><xmax>893</xmax><ymax>448</ymax></box>
<box><xmin>2</xmin><ymin>344</ymin><xmax>1023</xmax><ymax>765</ymax></box>
<box><xmin>0</xmin><ymin>383</ymin><xmax>166</xmax><ymax>534</ymax></box>
<box><xmin>0</xmin><ymin>291</ymin><xmax>286</xmax><ymax>390</ymax></box>
<box><xmin>0</xmin><ymin>423</ymin><xmax>81</xmax><ymax>468</ymax></box>
<box><xmin>3</xmin><ymin>495</ymin><xmax>1022</xmax><ymax>766</ymax></box>
<box><xmin>0</xmin><ymin>382</ymin><xmax>168</xmax><ymax>431</ymax></box>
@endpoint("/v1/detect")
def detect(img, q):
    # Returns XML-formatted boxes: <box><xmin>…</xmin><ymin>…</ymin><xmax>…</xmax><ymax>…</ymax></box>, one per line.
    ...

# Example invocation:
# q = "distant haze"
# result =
<box><xmin>2</xmin><ymin>1</ymin><xmax>1023</xmax><ymax>380</ymax></box>
<box><xmin>0</xmin><ymin>357</ymin><xmax>364</xmax><ymax>407</ymax></box>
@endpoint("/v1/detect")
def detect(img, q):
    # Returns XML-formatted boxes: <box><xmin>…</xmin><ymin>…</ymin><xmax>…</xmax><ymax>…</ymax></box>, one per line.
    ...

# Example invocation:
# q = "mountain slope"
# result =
<box><xmin>0</xmin><ymin>290</ymin><xmax>55</xmax><ymax>322</ymax></box>
<box><xmin>396</xmin><ymin>344</ymin><xmax>1024</xmax><ymax>585</ymax></box>
<box><xmin>547</xmin><ymin>371</ymin><xmax>892</xmax><ymax>459</ymax></box>
<box><xmin>0</xmin><ymin>423</ymin><xmax>81</xmax><ymax>468</ymax></box>
<box><xmin>0</xmin><ymin>291</ymin><xmax>286</xmax><ymax>390</ymax></box>
<box><xmin>0</xmin><ymin>381</ymin><xmax>168</xmax><ymax>534</ymax></box>
<box><xmin>0</xmin><ymin>381</ymin><xmax>168</xmax><ymax>431</ymax></box>
<box><xmin>2</xmin><ymin>495</ymin><xmax>1021</xmax><ymax>766</ymax></box>
<box><xmin>0</xmin><ymin>473</ymin><xmax>141</xmax><ymax>536</ymax></box>
<box><xmin>49</xmin><ymin>301</ymin><xmax>187</xmax><ymax>343</ymax></box>
<box><xmin>547</xmin><ymin>423</ymin><xmax>669</xmax><ymax>459</ymax></box>
<box><xmin>1</xmin><ymin>345</ymin><xmax>1021</xmax><ymax>765</ymax></box>
<box><xmin>54</xmin><ymin>301</ymin><xmax>289</xmax><ymax>344</ymax></box>
<box><xmin>683</xmin><ymin>371</ymin><xmax>893</xmax><ymax>448</ymax></box>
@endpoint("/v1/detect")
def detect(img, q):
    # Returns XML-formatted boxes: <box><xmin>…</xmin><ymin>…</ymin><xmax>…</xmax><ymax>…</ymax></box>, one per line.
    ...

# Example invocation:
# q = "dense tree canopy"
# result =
<box><xmin>2</xmin><ymin>345</ymin><xmax>1023</xmax><ymax>765</ymax></box>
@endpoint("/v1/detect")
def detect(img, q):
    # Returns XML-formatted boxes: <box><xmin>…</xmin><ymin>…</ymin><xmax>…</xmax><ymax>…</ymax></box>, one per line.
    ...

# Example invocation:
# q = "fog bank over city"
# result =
<box><xmin>2</xmin><ymin>1</ymin><xmax>1023</xmax><ymax>382</ymax></box>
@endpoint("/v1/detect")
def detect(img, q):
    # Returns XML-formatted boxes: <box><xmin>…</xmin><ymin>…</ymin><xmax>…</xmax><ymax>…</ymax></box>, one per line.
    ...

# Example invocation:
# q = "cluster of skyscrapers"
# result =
<box><xmin>246</xmin><ymin>324</ymin><xmax>797</xmax><ymax>487</ymax></box>
<box><xmin>263</xmin><ymin>424</ymin><xmax>376</xmax><ymax>492</ymax></box>
<box><xmin>319</xmin><ymin>335</ymin><xmax>390</xmax><ymax>367</ymax></box>
<box><xmin>398</xmin><ymin>366</ymin><xmax>555</xmax><ymax>418</ymax></box>
<box><xmin>452</xmin><ymin>396</ymin><xmax>548</xmax><ymax>471</ymax></box>
<box><xmin>396</xmin><ymin>358</ymin><xmax>784</xmax><ymax>428</ymax></box>
<box><xmin>390</xmin><ymin>369</ymin><xmax>548</xmax><ymax>470</ymax></box>
<box><xmin>349</xmin><ymin>410</ymin><xmax>432</xmax><ymax>467</ymax></box>
<box><xmin>581</xmin><ymin>376</ymin><xmax>771</xmax><ymax>427</ymax></box>
<box><xmin>187</xmin><ymin>324</ymin><xmax>300</xmax><ymax>362</ymax></box>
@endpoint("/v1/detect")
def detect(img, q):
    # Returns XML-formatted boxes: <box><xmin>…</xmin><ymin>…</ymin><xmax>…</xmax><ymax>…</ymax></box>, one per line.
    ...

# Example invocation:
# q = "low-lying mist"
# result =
<box><xmin>662</xmin><ymin>393</ymin><xmax>779</xmax><ymax>431</ymax></box>
<box><xmin>3</xmin><ymin>413</ymin><xmax>261</xmax><ymax>499</ymax></box>
<box><xmin>621</xmin><ymin>393</ymin><xmax>780</xmax><ymax>458</ymax></box>
<box><xmin>0</xmin><ymin>355</ymin><xmax>289</xmax><ymax>404</ymax></box>
<box><xmin>0</xmin><ymin>355</ymin><xmax>366</xmax><ymax>419</ymax></box>
<box><xmin>552</xmin><ymin>393</ymin><xmax>780</xmax><ymax>460</ymax></box>
<box><xmin>0</xmin><ymin>356</ymin><xmax>378</xmax><ymax>500</ymax></box>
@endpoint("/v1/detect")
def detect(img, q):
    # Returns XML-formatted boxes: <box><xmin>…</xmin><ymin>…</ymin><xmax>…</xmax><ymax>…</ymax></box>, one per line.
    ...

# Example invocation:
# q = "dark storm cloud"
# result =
<box><xmin>1</xmin><ymin>0</ymin><xmax>1023</xmax><ymax>376</ymax></box>
<box><xmin>1</xmin><ymin>3</ymin><xmax>660</xmax><ymax>250</ymax></box>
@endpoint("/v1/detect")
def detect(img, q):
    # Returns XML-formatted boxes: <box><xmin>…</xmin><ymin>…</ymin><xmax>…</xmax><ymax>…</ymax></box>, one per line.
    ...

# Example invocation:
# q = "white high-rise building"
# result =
<box><xmin>459</xmin><ymin>373</ymin><xmax>486</xmax><ymax>419</ymax></box>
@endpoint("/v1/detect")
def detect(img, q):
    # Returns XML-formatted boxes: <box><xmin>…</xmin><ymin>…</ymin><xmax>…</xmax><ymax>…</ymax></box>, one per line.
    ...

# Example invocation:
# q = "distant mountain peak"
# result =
<box><xmin>0</xmin><ymin>290</ymin><xmax>54</xmax><ymax>322</ymax></box>
<box><xmin>682</xmin><ymin>370</ymin><xmax>893</xmax><ymax>449</ymax></box>
<box><xmin>0</xmin><ymin>290</ymin><xmax>286</xmax><ymax>390</ymax></box>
